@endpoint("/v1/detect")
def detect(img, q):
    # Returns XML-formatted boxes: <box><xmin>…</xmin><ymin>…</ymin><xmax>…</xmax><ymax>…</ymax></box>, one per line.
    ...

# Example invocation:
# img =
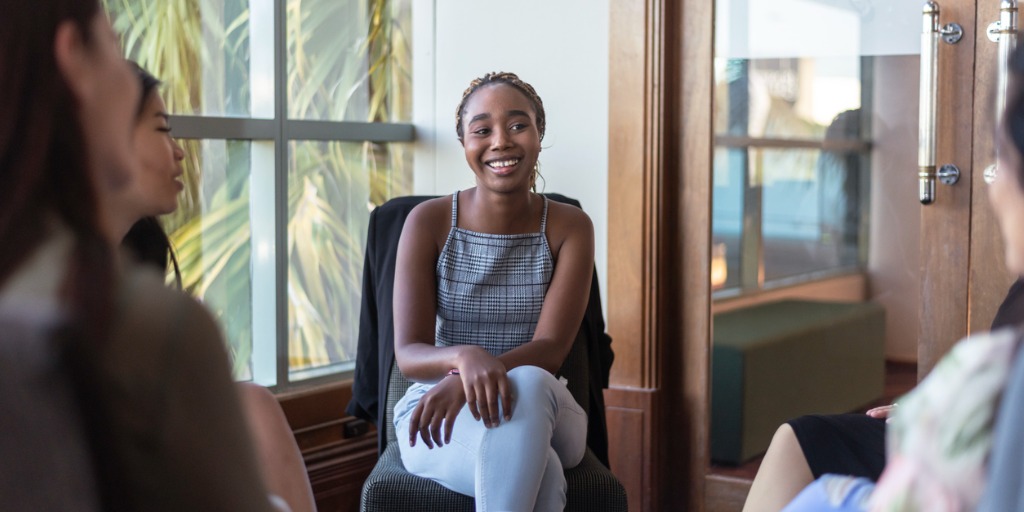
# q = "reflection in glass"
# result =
<box><xmin>164</xmin><ymin>140</ymin><xmax>255</xmax><ymax>380</ymax></box>
<box><xmin>712</xmin><ymin>146</ymin><xmax>746</xmax><ymax>291</ymax></box>
<box><xmin>758</xmin><ymin>147</ymin><xmax>864</xmax><ymax>281</ymax></box>
<box><xmin>287</xmin><ymin>0</ymin><xmax>412</xmax><ymax>122</ymax></box>
<box><xmin>712</xmin><ymin>53</ymin><xmax>870</xmax><ymax>293</ymax></box>
<box><xmin>715</xmin><ymin>57</ymin><xmax>862</xmax><ymax>139</ymax></box>
<box><xmin>287</xmin><ymin>141</ymin><xmax>412</xmax><ymax>380</ymax></box>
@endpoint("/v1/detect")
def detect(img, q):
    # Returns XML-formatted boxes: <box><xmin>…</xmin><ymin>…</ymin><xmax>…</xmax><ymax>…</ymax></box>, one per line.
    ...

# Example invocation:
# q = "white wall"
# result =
<box><xmin>413</xmin><ymin>0</ymin><xmax>611</xmax><ymax>310</ymax></box>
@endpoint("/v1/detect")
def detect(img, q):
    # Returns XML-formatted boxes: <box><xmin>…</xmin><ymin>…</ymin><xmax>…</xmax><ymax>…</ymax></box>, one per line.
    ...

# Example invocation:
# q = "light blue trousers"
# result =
<box><xmin>395</xmin><ymin>365</ymin><xmax>588</xmax><ymax>512</ymax></box>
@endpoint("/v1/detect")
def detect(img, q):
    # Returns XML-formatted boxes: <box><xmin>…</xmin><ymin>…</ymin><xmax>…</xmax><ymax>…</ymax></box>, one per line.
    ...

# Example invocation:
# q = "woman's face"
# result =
<box><xmin>129</xmin><ymin>91</ymin><xmax>184</xmax><ymax>216</ymax></box>
<box><xmin>460</xmin><ymin>84</ymin><xmax>541</xmax><ymax>194</ymax></box>
<box><xmin>990</xmin><ymin>127</ymin><xmax>1024</xmax><ymax>275</ymax></box>
<box><xmin>75</xmin><ymin>13</ymin><xmax>140</xmax><ymax>192</ymax></box>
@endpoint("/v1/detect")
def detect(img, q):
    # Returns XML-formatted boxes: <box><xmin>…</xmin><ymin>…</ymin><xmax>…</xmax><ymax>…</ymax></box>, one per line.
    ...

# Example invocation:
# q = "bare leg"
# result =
<box><xmin>237</xmin><ymin>382</ymin><xmax>317</xmax><ymax>512</ymax></box>
<box><xmin>742</xmin><ymin>424</ymin><xmax>814</xmax><ymax>512</ymax></box>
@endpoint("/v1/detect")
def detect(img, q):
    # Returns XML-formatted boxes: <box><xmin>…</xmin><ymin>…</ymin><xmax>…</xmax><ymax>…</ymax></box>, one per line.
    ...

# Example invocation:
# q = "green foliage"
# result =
<box><xmin>105</xmin><ymin>0</ymin><xmax>413</xmax><ymax>380</ymax></box>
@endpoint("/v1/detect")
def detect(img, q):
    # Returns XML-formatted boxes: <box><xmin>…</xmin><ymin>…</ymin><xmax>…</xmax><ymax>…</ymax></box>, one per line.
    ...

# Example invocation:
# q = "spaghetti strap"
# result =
<box><xmin>540</xmin><ymin>196</ymin><xmax>549</xmax><ymax>234</ymax></box>
<box><xmin>450</xmin><ymin>191</ymin><xmax>459</xmax><ymax>228</ymax></box>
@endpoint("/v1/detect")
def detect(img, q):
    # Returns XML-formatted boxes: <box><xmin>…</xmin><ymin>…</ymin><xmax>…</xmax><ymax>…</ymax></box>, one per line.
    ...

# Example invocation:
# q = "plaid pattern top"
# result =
<box><xmin>434</xmin><ymin>192</ymin><xmax>553</xmax><ymax>356</ymax></box>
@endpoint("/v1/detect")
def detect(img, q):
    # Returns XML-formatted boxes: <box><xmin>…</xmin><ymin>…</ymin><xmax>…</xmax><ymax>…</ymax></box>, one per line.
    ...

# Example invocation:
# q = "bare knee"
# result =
<box><xmin>771</xmin><ymin>424</ymin><xmax>801</xmax><ymax>454</ymax></box>
<box><xmin>742</xmin><ymin>423</ymin><xmax>813</xmax><ymax>512</ymax></box>
<box><xmin>236</xmin><ymin>383</ymin><xmax>316</xmax><ymax>512</ymax></box>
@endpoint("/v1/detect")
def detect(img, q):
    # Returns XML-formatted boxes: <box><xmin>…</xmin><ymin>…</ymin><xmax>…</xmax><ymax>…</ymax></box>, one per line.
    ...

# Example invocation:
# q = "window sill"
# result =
<box><xmin>713</xmin><ymin>271</ymin><xmax>867</xmax><ymax>314</ymax></box>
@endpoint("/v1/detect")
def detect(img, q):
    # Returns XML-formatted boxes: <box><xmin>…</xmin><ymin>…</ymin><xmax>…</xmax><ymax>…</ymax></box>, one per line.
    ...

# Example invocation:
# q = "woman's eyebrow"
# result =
<box><xmin>470</xmin><ymin>110</ymin><xmax>530</xmax><ymax>124</ymax></box>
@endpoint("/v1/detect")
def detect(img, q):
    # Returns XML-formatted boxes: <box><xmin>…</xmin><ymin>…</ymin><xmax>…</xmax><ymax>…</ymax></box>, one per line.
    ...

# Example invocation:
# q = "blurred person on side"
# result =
<box><xmin>0</xmin><ymin>1</ymin><xmax>282</xmax><ymax>510</ymax></box>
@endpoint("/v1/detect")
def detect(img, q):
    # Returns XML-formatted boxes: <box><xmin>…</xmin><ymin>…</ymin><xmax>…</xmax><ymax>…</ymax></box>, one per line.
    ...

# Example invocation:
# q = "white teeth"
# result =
<box><xmin>489</xmin><ymin>159</ymin><xmax>520</xmax><ymax>168</ymax></box>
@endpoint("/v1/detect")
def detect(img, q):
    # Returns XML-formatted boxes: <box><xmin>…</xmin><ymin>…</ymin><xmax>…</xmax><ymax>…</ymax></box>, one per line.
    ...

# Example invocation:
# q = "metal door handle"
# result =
<box><xmin>919</xmin><ymin>1</ymin><xmax>964</xmax><ymax>205</ymax></box>
<box><xmin>987</xmin><ymin>0</ymin><xmax>1018</xmax><ymax>183</ymax></box>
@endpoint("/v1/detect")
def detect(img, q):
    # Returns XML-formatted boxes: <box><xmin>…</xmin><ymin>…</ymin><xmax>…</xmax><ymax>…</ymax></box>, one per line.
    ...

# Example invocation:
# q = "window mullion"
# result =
<box><xmin>248</xmin><ymin>0</ymin><xmax>278</xmax><ymax>387</ymax></box>
<box><xmin>273</xmin><ymin>0</ymin><xmax>290</xmax><ymax>387</ymax></box>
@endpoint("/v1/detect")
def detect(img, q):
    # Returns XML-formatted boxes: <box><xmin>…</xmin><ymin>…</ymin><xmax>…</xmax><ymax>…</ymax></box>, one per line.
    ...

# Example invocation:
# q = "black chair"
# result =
<box><xmin>348</xmin><ymin>194</ymin><xmax>627</xmax><ymax>511</ymax></box>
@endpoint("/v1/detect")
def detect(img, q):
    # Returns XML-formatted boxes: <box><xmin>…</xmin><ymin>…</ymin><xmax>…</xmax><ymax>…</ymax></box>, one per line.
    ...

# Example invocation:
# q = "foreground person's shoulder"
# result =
<box><xmin>113</xmin><ymin>265</ymin><xmax>223</xmax><ymax>349</ymax></box>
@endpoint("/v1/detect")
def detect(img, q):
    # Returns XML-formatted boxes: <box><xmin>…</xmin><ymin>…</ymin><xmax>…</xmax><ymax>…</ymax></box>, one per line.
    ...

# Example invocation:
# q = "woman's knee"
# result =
<box><xmin>507</xmin><ymin>365</ymin><xmax>558</xmax><ymax>392</ymax></box>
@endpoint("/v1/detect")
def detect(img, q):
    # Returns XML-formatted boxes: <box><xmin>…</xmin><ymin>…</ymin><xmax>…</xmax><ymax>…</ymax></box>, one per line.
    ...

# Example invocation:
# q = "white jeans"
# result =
<box><xmin>395</xmin><ymin>365</ymin><xmax>588</xmax><ymax>512</ymax></box>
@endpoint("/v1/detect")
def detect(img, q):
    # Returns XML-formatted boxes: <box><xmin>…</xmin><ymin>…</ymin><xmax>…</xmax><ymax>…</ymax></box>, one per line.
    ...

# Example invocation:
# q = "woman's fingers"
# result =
<box><xmin>499</xmin><ymin>375</ymin><xmax>512</xmax><ymax>421</ymax></box>
<box><xmin>429</xmin><ymin>410</ymin><xmax>445</xmax><ymax>447</ymax></box>
<box><xmin>866</xmin><ymin>404</ymin><xmax>895</xmax><ymax>419</ymax></box>
<box><xmin>464</xmin><ymin>384</ymin><xmax>481</xmax><ymax>421</ymax></box>
<box><xmin>444</xmin><ymin>410</ymin><xmax>457</xmax><ymax>444</ymax></box>
<box><xmin>420</xmin><ymin>422</ymin><xmax>434</xmax><ymax>449</ymax></box>
<box><xmin>484</xmin><ymin>382</ymin><xmax>501</xmax><ymax>427</ymax></box>
<box><xmin>476</xmin><ymin>382</ymin><xmax>494</xmax><ymax>427</ymax></box>
<box><xmin>409</xmin><ymin>403</ymin><xmax>424</xmax><ymax>447</ymax></box>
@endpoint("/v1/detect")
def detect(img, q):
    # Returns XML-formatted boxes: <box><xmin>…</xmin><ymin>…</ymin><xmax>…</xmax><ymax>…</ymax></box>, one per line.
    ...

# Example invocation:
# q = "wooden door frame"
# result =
<box><xmin>606</xmin><ymin>0</ymin><xmax>711</xmax><ymax>510</ymax></box>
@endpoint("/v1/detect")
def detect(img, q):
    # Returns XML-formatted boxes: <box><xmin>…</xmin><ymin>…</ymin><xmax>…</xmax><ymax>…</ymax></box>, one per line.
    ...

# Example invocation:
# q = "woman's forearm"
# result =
<box><xmin>497</xmin><ymin>336</ymin><xmax>572</xmax><ymax>375</ymax></box>
<box><xmin>395</xmin><ymin>342</ymin><xmax>486</xmax><ymax>383</ymax></box>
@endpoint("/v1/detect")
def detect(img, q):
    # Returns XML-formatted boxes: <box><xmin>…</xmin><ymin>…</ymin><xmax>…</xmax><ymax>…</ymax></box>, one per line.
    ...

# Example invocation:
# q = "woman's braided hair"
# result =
<box><xmin>455</xmin><ymin>72</ymin><xmax>546</xmax><ymax>142</ymax></box>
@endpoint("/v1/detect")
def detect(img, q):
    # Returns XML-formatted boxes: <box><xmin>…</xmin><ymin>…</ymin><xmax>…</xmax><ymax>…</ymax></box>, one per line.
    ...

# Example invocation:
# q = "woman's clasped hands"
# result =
<box><xmin>408</xmin><ymin>346</ymin><xmax>514</xmax><ymax>448</ymax></box>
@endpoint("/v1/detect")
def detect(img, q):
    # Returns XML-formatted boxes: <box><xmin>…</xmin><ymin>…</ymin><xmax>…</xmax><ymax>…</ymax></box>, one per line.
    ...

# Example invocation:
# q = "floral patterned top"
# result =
<box><xmin>782</xmin><ymin>327</ymin><xmax>1022</xmax><ymax>512</ymax></box>
<box><xmin>869</xmin><ymin>327</ymin><xmax>1021</xmax><ymax>511</ymax></box>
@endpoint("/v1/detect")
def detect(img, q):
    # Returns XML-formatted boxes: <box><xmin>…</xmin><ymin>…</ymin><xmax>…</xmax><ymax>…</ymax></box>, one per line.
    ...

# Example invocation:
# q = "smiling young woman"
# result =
<box><xmin>390</xmin><ymin>72</ymin><xmax>595</xmax><ymax>511</ymax></box>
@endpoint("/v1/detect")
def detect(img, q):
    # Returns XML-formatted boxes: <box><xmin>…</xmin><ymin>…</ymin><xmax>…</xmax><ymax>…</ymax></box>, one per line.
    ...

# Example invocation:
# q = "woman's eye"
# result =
<box><xmin>473</xmin><ymin>128</ymin><xmax>490</xmax><ymax>136</ymax></box>
<box><xmin>511</xmin><ymin>123</ymin><xmax>528</xmax><ymax>131</ymax></box>
<box><xmin>158</xmin><ymin>127</ymin><xmax>172</xmax><ymax>133</ymax></box>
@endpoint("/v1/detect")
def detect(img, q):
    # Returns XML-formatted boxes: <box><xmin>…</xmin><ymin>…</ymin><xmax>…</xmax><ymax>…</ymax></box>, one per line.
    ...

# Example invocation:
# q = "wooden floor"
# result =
<box><xmin>705</xmin><ymin>361</ymin><xmax>917</xmax><ymax>510</ymax></box>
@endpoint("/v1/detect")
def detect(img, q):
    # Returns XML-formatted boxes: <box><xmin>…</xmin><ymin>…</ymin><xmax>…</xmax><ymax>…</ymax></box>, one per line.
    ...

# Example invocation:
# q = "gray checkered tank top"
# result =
<box><xmin>435</xmin><ymin>191</ymin><xmax>554</xmax><ymax>356</ymax></box>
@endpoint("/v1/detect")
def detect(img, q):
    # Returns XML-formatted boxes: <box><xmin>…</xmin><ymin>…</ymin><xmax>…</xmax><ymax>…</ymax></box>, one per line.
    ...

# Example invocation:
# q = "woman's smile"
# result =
<box><xmin>484</xmin><ymin>156</ymin><xmax>523</xmax><ymax>175</ymax></box>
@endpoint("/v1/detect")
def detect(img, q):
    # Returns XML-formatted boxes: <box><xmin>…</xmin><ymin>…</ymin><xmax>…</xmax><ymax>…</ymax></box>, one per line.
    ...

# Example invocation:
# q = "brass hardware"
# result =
<box><xmin>919</xmin><ymin>2</ymin><xmax>964</xmax><ymax>204</ymax></box>
<box><xmin>989</xmin><ymin>1</ymin><xmax>1018</xmax><ymax>182</ymax></box>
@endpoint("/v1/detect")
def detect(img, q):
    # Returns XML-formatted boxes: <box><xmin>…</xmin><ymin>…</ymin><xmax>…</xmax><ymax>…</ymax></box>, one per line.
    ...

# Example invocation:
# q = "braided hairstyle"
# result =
<box><xmin>455</xmin><ymin>72</ymin><xmax>546</xmax><ymax>143</ymax></box>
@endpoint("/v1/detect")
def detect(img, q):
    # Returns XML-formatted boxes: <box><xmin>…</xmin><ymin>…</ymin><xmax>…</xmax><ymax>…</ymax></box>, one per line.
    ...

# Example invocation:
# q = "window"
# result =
<box><xmin>712</xmin><ymin>2</ymin><xmax>875</xmax><ymax>296</ymax></box>
<box><xmin>106</xmin><ymin>0</ymin><xmax>413</xmax><ymax>388</ymax></box>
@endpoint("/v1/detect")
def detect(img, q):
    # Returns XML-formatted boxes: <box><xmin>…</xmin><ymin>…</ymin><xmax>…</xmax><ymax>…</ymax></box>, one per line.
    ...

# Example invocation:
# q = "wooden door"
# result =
<box><xmin>919</xmin><ymin>0</ymin><xmax>1019</xmax><ymax>376</ymax></box>
<box><xmin>966</xmin><ymin>1</ymin><xmax>1019</xmax><ymax>340</ymax></box>
<box><xmin>606</xmin><ymin>0</ymin><xmax>1014</xmax><ymax>510</ymax></box>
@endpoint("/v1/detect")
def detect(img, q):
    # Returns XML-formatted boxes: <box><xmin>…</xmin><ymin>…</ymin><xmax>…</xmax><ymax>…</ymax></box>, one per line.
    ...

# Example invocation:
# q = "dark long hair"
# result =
<box><xmin>0</xmin><ymin>2</ymin><xmax>125</xmax><ymax>509</ymax></box>
<box><xmin>123</xmin><ymin>216</ymin><xmax>183</xmax><ymax>288</ymax></box>
<box><xmin>1007</xmin><ymin>46</ymin><xmax>1024</xmax><ymax>190</ymax></box>
<box><xmin>0</xmin><ymin>1</ymin><xmax>112</xmax><ymax>306</ymax></box>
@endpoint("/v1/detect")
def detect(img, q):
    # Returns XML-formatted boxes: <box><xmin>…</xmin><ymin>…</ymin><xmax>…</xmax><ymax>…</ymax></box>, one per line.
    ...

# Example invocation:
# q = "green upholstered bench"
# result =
<box><xmin>711</xmin><ymin>300</ymin><xmax>886</xmax><ymax>464</ymax></box>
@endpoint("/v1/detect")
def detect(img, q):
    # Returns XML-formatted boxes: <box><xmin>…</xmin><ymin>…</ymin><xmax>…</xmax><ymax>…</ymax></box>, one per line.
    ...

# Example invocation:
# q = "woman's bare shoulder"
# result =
<box><xmin>545</xmin><ymin>199</ymin><xmax>593</xmax><ymax>235</ymax></box>
<box><xmin>403</xmin><ymin>195</ymin><xmax>455</xmax><ymax>245</ymax></box>
<box><xmin>407</xmin><ymin>195</ymin><xmax>452</xmax><ymax>224</ymax></box>
<box><xmin>544</xmin><ymin>199</ymin><xmax>593</xmax><ymax>258</ymax></box>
